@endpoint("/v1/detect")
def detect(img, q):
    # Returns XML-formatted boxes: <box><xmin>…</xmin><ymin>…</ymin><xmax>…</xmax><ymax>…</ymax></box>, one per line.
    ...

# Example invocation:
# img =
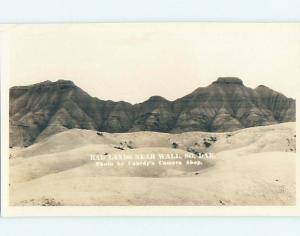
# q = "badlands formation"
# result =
<box><xmin>9</xmin><ymin>77</ymin><xmax>295</xmax><ymax>147</ymax></box>
<box><xmin>10</xmin><ymin>122</ymin><xmax>296</xmax><ymax>206</ymax></box>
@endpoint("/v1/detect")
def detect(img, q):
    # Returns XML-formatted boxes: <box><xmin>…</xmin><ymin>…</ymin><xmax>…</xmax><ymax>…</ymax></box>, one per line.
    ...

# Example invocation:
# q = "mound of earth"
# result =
<box><xmin>9</xmin><ymin>122</ymin><xmax>296</xmax><ymax>206</ymax></box>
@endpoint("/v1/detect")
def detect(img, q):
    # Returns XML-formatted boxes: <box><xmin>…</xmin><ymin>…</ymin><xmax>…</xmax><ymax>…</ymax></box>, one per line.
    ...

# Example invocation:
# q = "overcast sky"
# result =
<box><xmin>4</xmin><ymin>23</ymin><xmax>300</xmax><ymax>103</ymax></box>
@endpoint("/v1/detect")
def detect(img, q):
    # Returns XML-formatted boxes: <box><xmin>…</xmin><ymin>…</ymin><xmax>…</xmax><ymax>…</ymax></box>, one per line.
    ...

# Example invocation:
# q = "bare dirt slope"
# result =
<box><xmin>9</xmin><ymin>122</ymin><xmax>296</xmax><ymax>206</ymax></box>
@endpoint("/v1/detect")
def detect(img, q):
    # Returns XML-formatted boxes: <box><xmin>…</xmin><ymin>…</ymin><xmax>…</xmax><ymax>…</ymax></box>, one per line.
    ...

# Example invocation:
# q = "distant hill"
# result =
<box><xmin>9</xmin><ymin>77</ymin><xmax>295</xmax><ymax>147</ymax></box>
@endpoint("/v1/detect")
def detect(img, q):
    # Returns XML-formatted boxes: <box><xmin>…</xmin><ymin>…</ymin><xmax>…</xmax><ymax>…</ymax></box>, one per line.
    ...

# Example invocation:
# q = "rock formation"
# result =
<box><xmin>9</xmin><ymin>77</ymin><xmax>295</xmax><ymax>147</ymax></box>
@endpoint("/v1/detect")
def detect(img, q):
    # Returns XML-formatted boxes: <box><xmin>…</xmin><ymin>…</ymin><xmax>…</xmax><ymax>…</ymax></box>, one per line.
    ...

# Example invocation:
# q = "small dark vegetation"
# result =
<box><xmin>126</xmin><ymin>141</ymin><xmax>135</xmax><ymax>149</ymax></box>
<box><xmin>187</xmin><ymin>146</ymin><xmax>204</xmax><ymax>156</ymax></box>
<box><xmin>202</xmin><ymin>136</ymin><xmax>217</xmax><ymax>148</ymax></box>
<box><xmin>119</xmin><ymin>141</ymin><xmax>136</xmax><ymax>149</ymax></box>
<box><xmin>96</xmin><ymin>132</ymin><xmax>103</xmax><ymax>136</ymax></box>
<box><xmin>19</xmin><ymin>197</ymin><xmax>63</xmax><ymax>206</ymax></box>
<box><xmin>219</xmin><ymin>200</ymin><xmax>225</xmax><ymax>205</ymax></box>
<box><xmin>203</xmin><ymin>141</ymin><xmax>211</xmax><ymax>148</ymax></box>
<box><xmin>208</xmin><ymin>136</ymin><xmax>217</xmax><ymax>142</ymax></box>
<box><xmin>41</xmin><ymin>198</ymin><xmax>63</xmax><ymax>206</ymax></box>
<box><xmin>172</xmin><ymin>142</ymin><xmax>179</xmax><ymax>149</ymax></box>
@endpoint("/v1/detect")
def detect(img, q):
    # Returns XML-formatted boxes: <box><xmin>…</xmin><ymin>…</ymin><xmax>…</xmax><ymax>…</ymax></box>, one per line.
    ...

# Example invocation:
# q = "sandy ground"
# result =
<box><xmin>9</xmin><ymin>122</ymin><xmax>296</xmax><ymax>206</ymax></box>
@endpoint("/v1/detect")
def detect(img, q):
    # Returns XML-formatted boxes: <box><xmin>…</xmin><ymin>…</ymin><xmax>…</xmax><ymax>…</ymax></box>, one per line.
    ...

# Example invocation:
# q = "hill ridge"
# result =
<box><xmin>9</xmin><ymin>77</ymin><xmax>296</xmax><ymax>147</ymax></box>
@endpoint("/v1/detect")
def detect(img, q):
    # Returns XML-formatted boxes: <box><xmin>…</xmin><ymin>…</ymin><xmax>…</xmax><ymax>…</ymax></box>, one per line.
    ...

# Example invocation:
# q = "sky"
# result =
<box><xmin>2</xmin><ymin>23</ymin><xmax>300</xmax><ymax>103</ymax></box>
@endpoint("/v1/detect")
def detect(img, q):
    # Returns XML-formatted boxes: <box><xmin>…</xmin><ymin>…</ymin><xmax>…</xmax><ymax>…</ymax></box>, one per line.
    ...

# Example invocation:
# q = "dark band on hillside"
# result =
<box><xmin>9</xmin><ymin>77</ymin><xmax>296</xmax><ymax>147</ymax></box>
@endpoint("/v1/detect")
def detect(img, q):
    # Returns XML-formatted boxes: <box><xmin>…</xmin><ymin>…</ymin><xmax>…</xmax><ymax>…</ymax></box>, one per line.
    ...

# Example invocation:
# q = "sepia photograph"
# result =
<box><xmin>1</xmin><ymin>23</ymin><xmax>299</xmax><ymax>216</ymax></box>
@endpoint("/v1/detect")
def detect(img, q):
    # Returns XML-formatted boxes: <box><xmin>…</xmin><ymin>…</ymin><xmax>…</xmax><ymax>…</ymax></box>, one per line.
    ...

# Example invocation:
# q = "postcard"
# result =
<box><xmin>1</xmin><ymin>23</ymin><xmax>299</xmax><ymax>216</ymax></box>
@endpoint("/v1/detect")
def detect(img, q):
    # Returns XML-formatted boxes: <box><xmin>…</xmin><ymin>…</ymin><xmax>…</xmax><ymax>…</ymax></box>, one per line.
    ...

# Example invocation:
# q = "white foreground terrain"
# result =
<box><xmin>9</xmin><ymin>122</ymin><xmax>296</xmax><ymax>206</ymax></box>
